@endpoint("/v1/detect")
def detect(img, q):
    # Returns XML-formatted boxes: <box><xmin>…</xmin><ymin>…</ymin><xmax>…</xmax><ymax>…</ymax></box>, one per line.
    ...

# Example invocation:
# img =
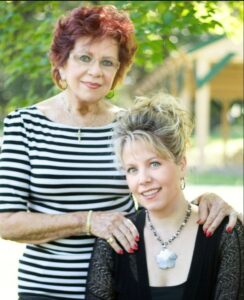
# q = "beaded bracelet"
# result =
<box><xmin>86</xmin><ymin>210</ymin><xmax>93</xmax><ymax>236</ymax></box>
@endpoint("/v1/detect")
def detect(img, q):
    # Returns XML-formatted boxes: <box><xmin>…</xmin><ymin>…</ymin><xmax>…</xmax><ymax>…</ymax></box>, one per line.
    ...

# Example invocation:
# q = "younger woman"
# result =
<box><xmin>86</xmin><ymin>94</ymin><xmax>243</xmax><ymax>300</ymax></box>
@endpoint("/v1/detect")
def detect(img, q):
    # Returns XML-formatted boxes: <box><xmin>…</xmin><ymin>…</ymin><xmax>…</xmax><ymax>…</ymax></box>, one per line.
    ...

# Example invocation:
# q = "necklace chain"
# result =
<box><xmin>146</xmin><ymin>203</ymin><xmax>192</xmax><ymax>249</ymax></box>
<box><xmin>61</xmin><ymin>95</ymin><xmax>83</xmax><ymax>142</ymax></box>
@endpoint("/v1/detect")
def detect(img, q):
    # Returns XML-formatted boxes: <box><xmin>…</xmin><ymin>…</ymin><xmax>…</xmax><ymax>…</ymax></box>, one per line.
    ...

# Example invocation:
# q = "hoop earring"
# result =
<box><xmin>180</xmin><ymin>177</ymin><xmax>186</xmax><ymax>190</ymax></box>
<box><xmin>105</xmin><ymin>90</ymin><xmax>115</xmax><ymax>99</ymax></box>
<box><xmin>131</xmin><ymin>193</ymin><xmax>139</xmax><ymax>211</ymax></box>
<box><xmin>59</xmin><ymin>79</ymin><xmax>68</xmax><ymax>90</ymax></box>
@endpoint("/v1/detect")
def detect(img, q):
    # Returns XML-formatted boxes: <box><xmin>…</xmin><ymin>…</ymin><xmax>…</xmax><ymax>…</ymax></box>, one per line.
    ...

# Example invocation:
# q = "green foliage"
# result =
<box><xmin>0</xmin><ymin>1</ymin><xmax>69</xmax><ymax>112</ymax></box>
<box><xmin>110</xmin><ymin>1</ymin><xmax>242</xmax><ymax>69</ymax></box>
<box><xmin>188</xmin><ymin>168</ymin><xmax>242</xmax><ymax>186</ymax></box>
<box><xmin>0</xmin><ymin>1</ymin><xmax>242</xmax><ymax>116</ymax></box>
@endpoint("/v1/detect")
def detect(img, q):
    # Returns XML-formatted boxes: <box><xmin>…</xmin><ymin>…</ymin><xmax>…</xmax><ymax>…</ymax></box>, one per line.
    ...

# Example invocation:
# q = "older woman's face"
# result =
<box><xmin>60</xmin><ymin>36</ymin><xmax>119</xmax><ymax>103</ymax></box>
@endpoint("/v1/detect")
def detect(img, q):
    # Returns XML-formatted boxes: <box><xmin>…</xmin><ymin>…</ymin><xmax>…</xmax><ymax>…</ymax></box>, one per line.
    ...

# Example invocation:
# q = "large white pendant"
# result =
<box><xmin>156</xmin><ymin>248</ymin><xmax>177</xmax><ymax>269</ymax></box>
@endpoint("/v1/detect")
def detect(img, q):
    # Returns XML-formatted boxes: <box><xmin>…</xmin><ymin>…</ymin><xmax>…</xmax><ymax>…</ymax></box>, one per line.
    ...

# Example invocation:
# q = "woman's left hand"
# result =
<box><xmin>194</xmin><ymin>193</ymin><xmax>242</xmax><ymax>236</ymax></box>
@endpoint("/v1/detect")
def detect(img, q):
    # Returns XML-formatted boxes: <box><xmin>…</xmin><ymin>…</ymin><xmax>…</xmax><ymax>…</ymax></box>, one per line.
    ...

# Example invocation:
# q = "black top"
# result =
<box><xmin>150</xmin><ymin>282</ymin><xmax>186</xmax><ymax>300</ymax></box>
<box><xmin>86</xmin><ymin>208</ymin><xmax>244</xmax><ymax>300</ymax></box>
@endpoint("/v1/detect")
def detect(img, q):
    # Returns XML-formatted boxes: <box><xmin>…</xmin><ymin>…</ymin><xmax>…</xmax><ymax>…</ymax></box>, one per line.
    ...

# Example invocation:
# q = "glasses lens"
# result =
<box><xmin>72</xmin><ymin>53</ymin><xmax>119</xmax><ymax>71</ymax></box>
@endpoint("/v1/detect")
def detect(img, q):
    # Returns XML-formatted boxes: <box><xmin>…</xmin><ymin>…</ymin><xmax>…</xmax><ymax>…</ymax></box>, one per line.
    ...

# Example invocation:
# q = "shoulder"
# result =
<box><xmin>220</xmin><ymin>220</ymin><xmax>244</xmax><ymax>243</ymax></box>
<box><xmin>217</xmin><ymin>220</ymin><xmax>244</xmax><ymax>257</ymax></box>
<box><xmin>111</xmin><ymin>105</ymin><xmax>128</xmax><ymax>121</ymax></box>
<box><xmin>95</xmin><ymin>237</ymin><xmax>110</xmax><ymax>248</ymax></box>
<box><xmin>93</xmin><ymin>237</ymin><xmax>115</xmax><ymax>261</ymax></box>
<box><xmin>5</xmin><ymin>105</ymin><xmax>35</xmax><ymax>116</ymax></box>
<box><xmin>3</xmin><ymin>106</ymin><xmax>37</xmax><ymax>124</ymax></box>
<box><xmin>233</xmin><ymin>219</ymin><xmax>244</xmax><ymax>235</ymax></box>
<box><xmin>35</xmin><ymin>96</ymin><xmax>58</xmax><ymax>115</ymax></box>
<box><xmin>126</xmin><ymin>207</ymin><xmax>145</xmax><ymax>224</ymax></box>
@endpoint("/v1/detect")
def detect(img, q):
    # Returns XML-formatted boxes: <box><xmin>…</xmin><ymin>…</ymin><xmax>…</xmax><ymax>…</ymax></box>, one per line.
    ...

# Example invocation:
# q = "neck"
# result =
<box><xmin>147</xmin><ymin>197</ymin><xmax>189</xmax><ymax>230</ymax></box>
<box><xmin>63</xmin><ymin>91</ymin><xmax>106</xmax><ymax>116</ymax></box>
<box><xmin>59</xmin><ymin>91</ymin><xmax>116</xmax><ymax>127</ymax></box>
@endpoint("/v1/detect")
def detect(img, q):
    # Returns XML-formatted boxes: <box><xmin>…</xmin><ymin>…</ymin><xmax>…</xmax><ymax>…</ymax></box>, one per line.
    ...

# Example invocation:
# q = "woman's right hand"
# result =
<box><xmin>91</xmin><ymin>211</ymin><xmax>139</xmax><ymax>254</ymax></box>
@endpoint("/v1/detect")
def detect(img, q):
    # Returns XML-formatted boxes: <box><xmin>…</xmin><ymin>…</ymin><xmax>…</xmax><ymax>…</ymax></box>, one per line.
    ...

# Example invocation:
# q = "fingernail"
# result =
<box><xmin>128</xmin><ymin>248</ymin><xmax>134</xmax><ymax>253</ymax></box>
<box><xmin>206</xmin><ymin>231</ymin><xmax>212</xmax><ymax>238</ymax></box>
<box><xmin>197</xmin><ymin>219</ymin><xmax>202</xmax><ymax>224</ymax></box>
<box><xmin>203</xmin><ymin>228</ymin><xmax>207</xmax><ymax>235</ymax></box>
<box><xmin>226</xmin><ymin>227</ymin><xmax>233</xmax><ymax>233</ymax></box>
<box><xmin>117</xmin><ymin>249</ymin><xmax>124</xmax><ymax>255</ymax></box>
<box><xmin>135</xmin><ymin>236</ymin><xmax>140</xmax><ymax>241</ymax></box>
<box><xmin>132</xmin><ymin>244</ymin><xmax>138</xmax><ymax>250</ymax></box>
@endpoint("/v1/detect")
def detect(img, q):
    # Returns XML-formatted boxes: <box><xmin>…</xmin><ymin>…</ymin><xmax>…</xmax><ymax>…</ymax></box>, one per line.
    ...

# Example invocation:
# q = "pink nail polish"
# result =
<box><xmin>203</xmin><ymin>228</ymin><xmax>207</xmax><ymax>235</ymax></box>
<box><xmin>226</xmin><ymin>227</ymin><xmax>233</xmax><ymax>233</ymax></box>
<box><xmin>135</xmin><ymin>236</ymin><xmax>140</xmax><ymax>241</ymax></box>
<box><xmin>118</xmin><ymin>249</ymin><xmax>124</xmax><ymax>255</ymax></box>
<box><xmin>128</xmin><ymin>248</ymin><xmax>134</xmax><ymax>253</ymax></box>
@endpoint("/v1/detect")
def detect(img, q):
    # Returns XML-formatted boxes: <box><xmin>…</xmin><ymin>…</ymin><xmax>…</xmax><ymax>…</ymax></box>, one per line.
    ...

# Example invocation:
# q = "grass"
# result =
<box><xmin>187</xmin><ymin>133</ymin><xmax>243</xmax><ymax>185</ymax></box>
<box><xmin>187</xmin><ymin>167</ymin><xmax>243</xmax><ymax>186</ymax></box>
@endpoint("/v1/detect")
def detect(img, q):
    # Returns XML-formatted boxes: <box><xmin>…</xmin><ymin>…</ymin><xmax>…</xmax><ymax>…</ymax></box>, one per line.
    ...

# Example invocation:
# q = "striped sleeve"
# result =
<box><xmin>0</xmin><ymin>110</ymin><xmax>30</xmax><ymax>212</ymax></box>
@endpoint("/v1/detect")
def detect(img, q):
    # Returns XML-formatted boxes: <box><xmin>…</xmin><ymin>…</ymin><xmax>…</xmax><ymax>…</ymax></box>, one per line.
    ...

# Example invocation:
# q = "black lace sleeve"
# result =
<box><xmin>86</xmin><ymin>238</ymin><xmax>116</xmax><ymax>300</ymax></box>
<box><xmin>214</xmin><ymin>221</ymin><xmax>244</xmax><ymax>300</ymax></box>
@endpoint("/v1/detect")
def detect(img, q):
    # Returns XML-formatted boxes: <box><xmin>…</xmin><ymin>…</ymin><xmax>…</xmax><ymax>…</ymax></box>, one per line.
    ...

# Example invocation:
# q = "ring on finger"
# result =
<box><xmin>106</xmin><ymin>236</ymin><xmax>115</xmax><ymax>244</ymax></box>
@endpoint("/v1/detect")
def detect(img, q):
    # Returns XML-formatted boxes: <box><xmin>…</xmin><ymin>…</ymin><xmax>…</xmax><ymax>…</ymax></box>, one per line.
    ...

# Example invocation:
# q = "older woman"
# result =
<box><xmin>0</xmin><ymin>5</ymin><xmax>239</xmax><ymax>300</ymax></box>
<box><xmin>86</xmin><ymin>94</ymin><xmax>243</xmax><ymax>300</ymax></box>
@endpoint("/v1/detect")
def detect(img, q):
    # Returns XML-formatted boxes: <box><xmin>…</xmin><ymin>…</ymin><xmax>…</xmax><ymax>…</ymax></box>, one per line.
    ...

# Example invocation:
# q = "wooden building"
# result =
<box><xmin>135</xmin><ymin>35</ymin><xmax>243</xmax><ymax>167</ymax></box>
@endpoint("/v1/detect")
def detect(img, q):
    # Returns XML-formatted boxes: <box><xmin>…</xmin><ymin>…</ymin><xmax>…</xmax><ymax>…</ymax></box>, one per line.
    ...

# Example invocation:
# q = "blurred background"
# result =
<box><xmin>0</xmin><ymin>1</ymin><xmax>243</xmax><ymax>299</ymax></box>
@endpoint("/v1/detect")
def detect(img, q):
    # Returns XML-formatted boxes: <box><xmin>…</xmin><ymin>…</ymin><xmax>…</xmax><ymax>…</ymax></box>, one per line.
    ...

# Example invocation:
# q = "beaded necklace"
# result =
<box><xmin>146</xmin><ymin>203</ymin><xmax>192</xmax><ymax>269</ymax></box>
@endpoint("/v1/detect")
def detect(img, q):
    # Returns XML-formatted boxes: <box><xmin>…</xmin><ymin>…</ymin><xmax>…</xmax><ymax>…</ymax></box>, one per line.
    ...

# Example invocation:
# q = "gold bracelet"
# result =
<box><xmin>86</xmin><ymin>210</ymin><xmax>93</xmax><ymax>236</ymax></box>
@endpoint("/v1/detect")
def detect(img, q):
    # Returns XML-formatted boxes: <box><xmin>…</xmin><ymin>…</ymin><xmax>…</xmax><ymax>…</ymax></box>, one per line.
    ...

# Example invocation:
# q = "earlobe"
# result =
<box><xmin>180</xmin><ymin>156</ymin><xmax>187</xmax><ymax>175</ymax></box>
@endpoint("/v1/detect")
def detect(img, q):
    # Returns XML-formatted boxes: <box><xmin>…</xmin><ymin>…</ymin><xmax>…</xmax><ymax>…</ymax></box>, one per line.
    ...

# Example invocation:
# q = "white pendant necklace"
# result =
<box><xmin>146</xmin><ymin>203</ymin><xmax>192</xmax><ymax>270</ymax></box>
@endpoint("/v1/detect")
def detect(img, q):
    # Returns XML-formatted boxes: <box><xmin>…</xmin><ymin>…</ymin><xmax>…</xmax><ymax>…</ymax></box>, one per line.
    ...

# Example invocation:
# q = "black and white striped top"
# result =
<box><xmin>0</xmin><ymin>106</ymin><xmax>135</xmax><ymax>299</ymax></box>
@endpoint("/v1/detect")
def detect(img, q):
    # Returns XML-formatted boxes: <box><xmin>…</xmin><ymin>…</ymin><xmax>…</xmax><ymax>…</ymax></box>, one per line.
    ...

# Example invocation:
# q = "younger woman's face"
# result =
<box><xmin>60</xmin><ymin>36</ymin><xmax>119</xmax><ymax>103</ymax></box>
<box><xmin>122</xmin><ymin>140</ymin><xmax>186</xmax><ymax>214</ymax></box>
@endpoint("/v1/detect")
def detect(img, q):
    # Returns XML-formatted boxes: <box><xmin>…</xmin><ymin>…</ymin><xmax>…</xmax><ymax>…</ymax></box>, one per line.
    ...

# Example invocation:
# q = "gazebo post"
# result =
<box><xmin>195</xmin><ymin>59</ymin><xmax>210</xmax><ymax>169</ymax></box>
<box><xmin>221</xmin><ymin>100</ymin><xmax>230</xmax><ymax>165</ymax></box>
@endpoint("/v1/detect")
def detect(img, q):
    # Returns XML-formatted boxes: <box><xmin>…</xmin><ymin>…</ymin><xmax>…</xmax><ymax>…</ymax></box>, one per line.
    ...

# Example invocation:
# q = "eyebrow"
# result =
<box><xmin>76</xmin><ymin>52</ymin><xmax>117</xmax><ymax>60</ymax></box>
<box><xmin>124</xmin><ymin>156</ymin><xmax>160</xmax><ymax>166</ymax></box>
<box><xmin>74</xmin><ymin>48</ymin><xmax>118</xmax><ymax>59</ymax></box>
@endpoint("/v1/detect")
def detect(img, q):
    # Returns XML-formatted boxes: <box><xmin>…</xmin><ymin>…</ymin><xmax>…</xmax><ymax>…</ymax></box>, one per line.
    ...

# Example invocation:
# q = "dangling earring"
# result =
<box><xmin>131</xmin><ymin>193</ymin><xmax>139</xmax><ymax>211</ymax></box>
<box><xmin>59</xmin><ymin>69</ymin><xmax>68</xmax><ymax>90</ymax></box>
<box><xmin>59</xmin><ymin>78</ymin><xmax>68</xmax><ymax>90</ymax></box>
<box><xmin>105</xmin><ymin>90</ymin><xmax>115</xmax><ymax>99</ymax></box>
<box><xmin>180</xmin><ymin>177</ymin><xmax>186</xmax><ymax>190</ymax></box>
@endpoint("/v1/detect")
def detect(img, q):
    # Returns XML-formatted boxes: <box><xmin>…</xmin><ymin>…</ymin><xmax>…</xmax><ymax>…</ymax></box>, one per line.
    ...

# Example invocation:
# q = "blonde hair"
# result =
<box><xmin>114</xmin><ymin>93</ymin><xmax>193</xmax><ymax>166</ymax></box>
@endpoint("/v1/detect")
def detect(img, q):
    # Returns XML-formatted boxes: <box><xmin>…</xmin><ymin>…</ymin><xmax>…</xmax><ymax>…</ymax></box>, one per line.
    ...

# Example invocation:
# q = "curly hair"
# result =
<box><xmin>114</xmin><ymin>94</ymin><xmax>194</xmax><ymax>166</ymax></box>
<box><xmin>49</xmin><ymin>5</ymin><xmax>137</xmax><ymax>89</ymax></box>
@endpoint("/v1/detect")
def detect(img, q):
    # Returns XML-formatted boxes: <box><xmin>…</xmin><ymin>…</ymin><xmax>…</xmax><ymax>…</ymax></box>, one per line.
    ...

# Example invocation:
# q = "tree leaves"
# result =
<box><xmin>0</xmin><ymin>1</ymin><xmax>242</xmax><ymax>114</ymax></box>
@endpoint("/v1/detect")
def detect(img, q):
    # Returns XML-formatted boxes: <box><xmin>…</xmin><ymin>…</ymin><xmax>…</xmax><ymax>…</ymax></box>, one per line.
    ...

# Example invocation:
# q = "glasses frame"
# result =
<box><xmin>70</xmin><ymin>52</ymin><xmax>120</xmax><ymax>72</ymax></box>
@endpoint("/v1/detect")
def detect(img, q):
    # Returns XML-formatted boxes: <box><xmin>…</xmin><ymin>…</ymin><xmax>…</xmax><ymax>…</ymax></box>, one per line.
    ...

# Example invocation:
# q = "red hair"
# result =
<box><xmin>49</xmin><ymin>5</ymin><xmax>137</xmax><ymax>89</ymax></box>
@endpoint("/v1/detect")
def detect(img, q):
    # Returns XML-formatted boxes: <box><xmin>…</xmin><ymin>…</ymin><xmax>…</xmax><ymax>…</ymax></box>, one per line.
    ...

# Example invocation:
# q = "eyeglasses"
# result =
<box><xmin>71</xmin><ymin>53</ymin><xmax>120</xmax><ymax>72</ymax></box>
